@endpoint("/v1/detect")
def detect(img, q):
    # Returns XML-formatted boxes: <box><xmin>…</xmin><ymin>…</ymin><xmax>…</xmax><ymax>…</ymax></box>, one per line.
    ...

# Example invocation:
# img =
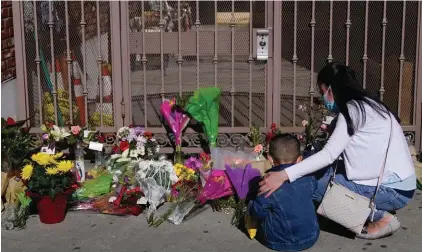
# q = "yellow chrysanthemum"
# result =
<box><xmin>51</xmin><ymin>152</ymin><xmax>64</xmax><ymax>160</ymax></box>
<box><xmin>45</xmin><ymin>167</ymin><xmax>59</xmax><ymax>175</ymax></box>
<box><xmin>31</xmin><ymin>153</ymin><xmax>52</xmax><ymax>166</ymax></box>
<box><xmin>21</xmin><ymin>164</ymin><xmax>34</xmax><ymax>180</ymax></box>
<box><xmin>56</xmin><ymin>160</ymin><xmax>73</xmax><ymax>173</ymax></box>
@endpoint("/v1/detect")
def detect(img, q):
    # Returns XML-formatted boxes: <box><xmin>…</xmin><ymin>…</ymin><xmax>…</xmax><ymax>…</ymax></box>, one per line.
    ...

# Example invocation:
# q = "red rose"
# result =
<box><xmin>270</xmin><ymin>123</ymin><xmax>277</xmax><ymax>131</ymax></box>
<box><xmin>143</xmin><ymin>131</ymin><xmax>153</xmax><ymax>139</ymax></box>
<box><xmin>6</xmin><ymin>117</ymin><xmax>16</xmax><ymax>126</ymax></box>
<box><xmin>97</xmin><ymin>134</ymin><xmax>106</xmax><ymax>143</ymax></box>
<box><xmin>200</xmin><ymin>152</ymin><xmax>210</xmax><ymax>163</ymax></box>
<box><xmin>112</xmin><ymin>145</ymin><xmax>119</xmax><ymax>154</ymax></box>
<box><xmin>119</xmin><ymin>141</ymin><xmax>130</xmax><ymax>152</ymax></box>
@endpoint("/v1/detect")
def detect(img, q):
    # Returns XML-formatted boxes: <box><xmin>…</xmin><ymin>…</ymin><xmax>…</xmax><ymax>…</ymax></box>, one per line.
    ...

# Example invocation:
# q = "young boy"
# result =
<box><xmin>248</xmin><ymin>133</ymin><xmax>320</xmax><ymax>251</ymax></box>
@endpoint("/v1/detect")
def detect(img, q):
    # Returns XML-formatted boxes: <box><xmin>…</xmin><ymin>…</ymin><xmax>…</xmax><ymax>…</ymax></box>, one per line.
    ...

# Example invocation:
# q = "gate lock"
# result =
<box><xmin>255</xmin><ymin>29</ymin><xmax>269</xmax><ymax>61</ymax></box>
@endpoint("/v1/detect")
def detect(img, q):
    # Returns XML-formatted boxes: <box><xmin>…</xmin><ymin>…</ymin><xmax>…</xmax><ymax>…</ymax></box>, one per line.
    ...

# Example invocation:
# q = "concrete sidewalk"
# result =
<box><xmin>2</xmin><ymin>191</ymin><xmax>421</xmax><ymax>252</ymax></box>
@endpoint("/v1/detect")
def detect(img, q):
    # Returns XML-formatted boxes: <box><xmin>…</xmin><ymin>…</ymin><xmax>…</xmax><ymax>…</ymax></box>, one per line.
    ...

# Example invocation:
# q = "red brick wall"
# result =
<box><xmin>1</xmin><ymin>1</ymin><xmax>15</xmax><ymax>82</ymax></box>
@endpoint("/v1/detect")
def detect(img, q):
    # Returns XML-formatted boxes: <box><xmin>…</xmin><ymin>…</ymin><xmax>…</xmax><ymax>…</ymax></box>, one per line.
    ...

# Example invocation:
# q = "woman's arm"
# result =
<box><xmin>285</xmin><ymin>113</ymin><xmax>353</xmax><ymax>182</ymax></box>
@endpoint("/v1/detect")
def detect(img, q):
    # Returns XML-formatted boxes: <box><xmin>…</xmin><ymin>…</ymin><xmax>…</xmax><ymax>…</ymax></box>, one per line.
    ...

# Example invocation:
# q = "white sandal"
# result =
<box><xmin>356</xmin><ymin>215</ymin><xmax>401</xmax><ymax>240</ymax></box>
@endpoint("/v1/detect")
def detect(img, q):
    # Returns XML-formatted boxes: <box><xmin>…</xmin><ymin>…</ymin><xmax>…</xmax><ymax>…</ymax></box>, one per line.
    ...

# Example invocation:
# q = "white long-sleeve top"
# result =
<box><xmin>286</xmin><ymin>101</ymin><xmax>416</xmax><ymax>188</ymax></box>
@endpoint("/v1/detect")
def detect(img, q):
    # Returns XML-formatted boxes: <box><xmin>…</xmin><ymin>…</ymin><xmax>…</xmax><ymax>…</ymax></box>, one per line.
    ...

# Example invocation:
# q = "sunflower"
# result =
<box><xmin>31</xmin><ymin>153</ymin><xmax>52</xmax><ymax>166</ymax></box>
<box><xmin>21</xmin><ymin>164</ymin><xmax>34</xmax><ymax>180</ymax></box>
<box><xmin>45</xmin><ymin>167</ymin><xmax>59</xmax><ymax>175</ymax></box>
<box><xmin>56</xmin><ymin>160</ymin><xmax>73</xmax><ymax>173</ymax></box>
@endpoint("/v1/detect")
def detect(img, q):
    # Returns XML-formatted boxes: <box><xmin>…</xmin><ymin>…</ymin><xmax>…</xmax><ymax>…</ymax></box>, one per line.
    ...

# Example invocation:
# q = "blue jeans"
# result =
<box><xmin>312</xmin><ymin>167</ymin><xmax>414</xmax><ymax>222</ymax></box>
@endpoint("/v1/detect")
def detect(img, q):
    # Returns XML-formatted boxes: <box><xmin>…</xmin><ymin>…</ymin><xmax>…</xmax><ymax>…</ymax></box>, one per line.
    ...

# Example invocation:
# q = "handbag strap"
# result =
<box><xmin>331</xmin><ymin>113</ymin><xmax>394</xmax><ymax>202</ymax></box>
<box><xmin>371</xmin><ymin>114</ymin><xmax>393</xmax><ymax>203</ymax></box>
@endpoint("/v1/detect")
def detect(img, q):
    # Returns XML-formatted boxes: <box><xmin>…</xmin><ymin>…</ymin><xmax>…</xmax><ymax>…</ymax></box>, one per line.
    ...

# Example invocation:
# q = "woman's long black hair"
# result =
<box><xmin>317</xmin><ymin>62</ymin><xmax>400</xmax><ymax>136</ymax></box>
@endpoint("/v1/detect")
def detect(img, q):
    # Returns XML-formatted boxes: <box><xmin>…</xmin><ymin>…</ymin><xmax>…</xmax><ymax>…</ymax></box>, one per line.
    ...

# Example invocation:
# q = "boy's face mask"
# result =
<box><xmin>323</xmin><ymin>86</ymin><xmax>339</xmax><ymax>113</ymax></box>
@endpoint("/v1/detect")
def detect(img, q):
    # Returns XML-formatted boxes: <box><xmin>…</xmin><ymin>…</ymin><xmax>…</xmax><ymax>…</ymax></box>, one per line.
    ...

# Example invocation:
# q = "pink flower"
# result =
<box><xmin>320</xmin><ymin>124</ymin><xmax>328</xmax><ymax>131</ymax></box>
<box><xmin>254</xmin><ymin>144</ymin><xmax>263</xmax><ymax>153</ymax></box>
<box><xmin>298</xmin><ymin>135</ymin><xmax>304</xmax><ymax>141</ymax></box>
<box><xmin>71</xmin><ymin>125</ymin><xmax>81</xmax><ymax>135</ymax></box>
<box><xmin>302</xmin><ymin>120</ymin><xmax>309</xmax><ymax>127</ymax></box>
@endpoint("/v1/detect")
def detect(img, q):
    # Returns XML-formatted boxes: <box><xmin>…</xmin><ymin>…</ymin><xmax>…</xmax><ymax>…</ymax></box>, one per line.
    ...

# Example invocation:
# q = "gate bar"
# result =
<box><xmin>80</xmin><ymin>1</ymin><xmax>89</xmax><ymax>125</ymax></box>
<box><xmin>48</xmin><ymin>1</ymin><xmax>58</xmax><ymax>125</ymax></box>
<box><xmin>196</xmin><ymin>0</ymin><xmax>200</xmax><ymax>88</ymax></box>
<box><xmin>292</xmin><ymin>1</ymin><xmax>298</xmax><ymax>127</ymax></box>
<box><xmin>33</xmin><ymin>1</ymin><xmax>43</xmax><ymax>126</ymax></box>
<box><xmin>309</xmin><ymin>0</ymin><xmax>316</xmax><ymax>105</ymax></box>
<box><xmin>379</xmin><ymin>0</ymin><xmax>387</xmax><ymax>101</ymax></box>
<box><xmin>213</xmin><ymin>0</ymin><xmax>218</xmax><ymax>87</ymax></box>
<box><xmin>142</xmin><ymin>1</ymin><xmax>148</xmax><ymax>126</ymax></box>
<box><xmin>160</xmin><ymin>1</ymin><xmax>165</xmax><ymax>101</ymax></box>
<box><xmin>327</xmin><ymin>0</ymin><xmax>333</xmax><ymax>63</ymax></box>
<box><xmin>231</xmin><ymin>0</ymin><xmax>235</xmax><ymax>127</ymax></box>
<box><xmin>65</xmin><ymin>1</ymin><xmax>73</xmax><ymax>124</ymax></box>
<box><xmin>248</xmin><ymin>0</ymin><xmax>253</xmax><ymax>127</ymax></box>
<box><xmin>96</xmin><ymin>0</ymin><xmax>104</xmax><ymax>126</ymax></box>
<box><xmin>362</xmin><ymin>0</ymin><xmax>369</xmax><ymax>90</ymax></box>
<box><xmin>177</xmin><ymin>1</ymin><xmax>183</xmax><ymax>96</ymax></box>
<box><xmin>398</xmin><ymin>0</ymin><xmax>407</xmax><ymax>117</ymax></box>
<box><xmin>345</xmin><ymin>0</ymin><xmax>351</xmax><ymax>66</ymax></box>
<box><xmin>415</xmin><ymin>1</ymin><xmax>422</xmax><ymax>150</ymax></box>
<box><xmin>272</xmin><ymin>1</ymin><xmax>282</xmax><ymax>127</ymax></box>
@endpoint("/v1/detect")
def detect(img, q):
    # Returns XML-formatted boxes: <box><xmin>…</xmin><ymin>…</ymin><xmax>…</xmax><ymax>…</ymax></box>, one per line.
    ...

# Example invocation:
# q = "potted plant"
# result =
<box><xmin>21</xmin><ymin>152</ymin><xmax>75</xmax><ymax>224</ymax></box>
<box><xmin>1</xmin><ymin>117</ymin><xmax>38</xmax><ymax>175</ymax></box>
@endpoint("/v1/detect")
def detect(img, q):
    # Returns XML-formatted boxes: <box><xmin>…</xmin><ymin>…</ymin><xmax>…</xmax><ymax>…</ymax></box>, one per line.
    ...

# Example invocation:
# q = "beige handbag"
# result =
<box><xmin>317</xmin><ymin>116</ymin><xmax>393</xmax><ymax>234</ymax></box>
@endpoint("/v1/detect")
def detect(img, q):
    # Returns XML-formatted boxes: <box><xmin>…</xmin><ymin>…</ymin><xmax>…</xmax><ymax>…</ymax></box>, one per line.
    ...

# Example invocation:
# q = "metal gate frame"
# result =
<box><xmin>11</xmin><ymin>1</ymin><xmax>422</xmax><ymax>150</ymax></box>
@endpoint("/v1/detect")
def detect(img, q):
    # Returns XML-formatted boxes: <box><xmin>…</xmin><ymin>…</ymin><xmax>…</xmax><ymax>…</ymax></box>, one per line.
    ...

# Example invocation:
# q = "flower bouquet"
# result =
<box><xmin>224</xmin><ymin>163</ymin><xmax>261</xmax><ymax>227</ymax></box>
<box><xmin>297</xmin><ymin>103</ymin><xmax>329</xmax><ymax>153</ymax></box>
<box><xmin>266</xmin><ymin>122</ymin><xmax>282</xmax><ymax>146</ymax></box>
<box><xmin>40</xmin><ymin>122</ymin><xmax>71</xmax><ymax>153</ymax></box>
<box><xmin>135</xmin><ymin>158</ymin><xmax>179</xmax><ymax>226</ymax></box>
<box><xmin>160</xmin><ymin>97</ymin><xmax>191</xmax><ymax>164</ymax></box>
<box><xmin>21</xmin><ymin>152</ymin><xmax>75</xmax><ymax>224</ymax></box>
<box><xmin>185</xmin><ymin>87</ymin><xmax>221</xmax><ymax>148</ymax></box>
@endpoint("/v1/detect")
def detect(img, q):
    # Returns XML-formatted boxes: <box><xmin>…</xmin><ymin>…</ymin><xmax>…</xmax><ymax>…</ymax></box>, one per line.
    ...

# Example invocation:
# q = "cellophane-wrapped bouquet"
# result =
<box><xmin>135</xmin><ymin>158</ymin><xmax>179</xmax><ymax>225</ymax></box>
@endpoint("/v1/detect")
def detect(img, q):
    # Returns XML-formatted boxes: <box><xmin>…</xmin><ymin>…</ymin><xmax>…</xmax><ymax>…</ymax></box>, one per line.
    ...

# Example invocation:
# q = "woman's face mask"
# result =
<box><xmin>323</xmin><ymin>86</ymin><xmax>339</xmax><ymax>113</ymax></box>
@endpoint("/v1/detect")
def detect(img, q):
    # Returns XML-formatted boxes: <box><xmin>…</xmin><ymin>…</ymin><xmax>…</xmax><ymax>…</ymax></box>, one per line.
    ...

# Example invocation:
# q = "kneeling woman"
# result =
<box><xmin>259</xmin><ymin>62</ymin><xmax>416</xmax><ymax>239</ymax></box>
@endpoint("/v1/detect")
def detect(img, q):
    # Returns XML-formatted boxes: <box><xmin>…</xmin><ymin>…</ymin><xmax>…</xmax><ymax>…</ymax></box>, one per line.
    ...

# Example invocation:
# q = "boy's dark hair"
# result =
<box><xmin>269</xmin><ymin>133</ymin><xmax>301</xmax><ymax>164</ymax></box>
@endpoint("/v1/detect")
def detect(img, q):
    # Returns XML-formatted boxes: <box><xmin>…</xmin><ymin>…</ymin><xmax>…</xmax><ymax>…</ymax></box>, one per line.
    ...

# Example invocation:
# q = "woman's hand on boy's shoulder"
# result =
<box><xmin>258</xmin><ymin>170</ymin><xmax>289</xmax><ymax>198</ymax></box>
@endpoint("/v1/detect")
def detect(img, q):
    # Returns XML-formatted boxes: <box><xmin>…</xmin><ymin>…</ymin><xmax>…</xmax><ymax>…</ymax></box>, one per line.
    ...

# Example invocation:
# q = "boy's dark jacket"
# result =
<box><xmin>248</xmin><ymin>163</ymin><xmax>320</xmax><ymax>251</ymax></box>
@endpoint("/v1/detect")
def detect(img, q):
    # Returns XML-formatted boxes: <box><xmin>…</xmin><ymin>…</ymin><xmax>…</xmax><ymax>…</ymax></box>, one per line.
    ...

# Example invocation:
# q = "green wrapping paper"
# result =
<box><xmin>73</xmin><ymin>173</ymin><xmax>113</xmax><ymax>200</ymax></box>
<box><xmin>185</xmin><ymin>87</ymin><xmax>221</xmax><ymax>147</ymax></box>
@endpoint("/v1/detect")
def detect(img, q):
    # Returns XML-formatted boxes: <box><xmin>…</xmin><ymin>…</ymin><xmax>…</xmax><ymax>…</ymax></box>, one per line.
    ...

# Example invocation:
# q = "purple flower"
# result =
<box><xmin>42</xmin><ymin>133</ymin><xmax>49</xmax><ymax>140</ymax></box>
<box><xmin>127</xmin><ymin>128</ymin><xmax>136</xmax><ymax>143</ymax></box>
<box><xmin>184</xmin><ymin>157</ymin><xmax>202</xmax><ymax>171</ymax></box>
<box><xmin>133</xmin><ymin>126</ymin><xmax>144</xmax><ymax>136</ymax></box>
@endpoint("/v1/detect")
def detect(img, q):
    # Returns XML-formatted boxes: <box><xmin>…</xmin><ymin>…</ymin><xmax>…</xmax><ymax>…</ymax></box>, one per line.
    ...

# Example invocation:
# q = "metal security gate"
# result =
<box><xmin>13</xmin><ymin>1</ymin><xmax>422</xmax><ymax>151</ymax></box>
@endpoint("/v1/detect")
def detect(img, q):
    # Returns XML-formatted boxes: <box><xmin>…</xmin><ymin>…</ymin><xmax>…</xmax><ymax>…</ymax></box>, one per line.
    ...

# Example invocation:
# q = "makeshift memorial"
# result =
<box><xmin>185</xmin><ymin>87</ymin><xmax>221</xmax><ymax>147</ymax></box>
<box><xmin>224</xmin><ymin>163</ymin><xmax>261</xmax><ymax>227</ymax></box>
<box><xmin>22</xmin><ymin>152</ymin><xmax>75</xmax><ymax>224</ymax></box>
<box><xmin>160</xmin><ymin>97</ymin><xmax>191</xmax><ymax>164</ymax></box>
